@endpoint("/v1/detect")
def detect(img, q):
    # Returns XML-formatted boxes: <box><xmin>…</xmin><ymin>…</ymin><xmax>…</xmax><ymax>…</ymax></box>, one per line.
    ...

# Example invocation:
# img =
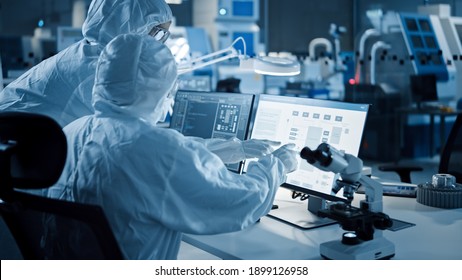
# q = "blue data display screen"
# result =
<box><xmin>233</xmin><ymin>1</ymin><xmax>253</xmax><ymax>17</ymax></box>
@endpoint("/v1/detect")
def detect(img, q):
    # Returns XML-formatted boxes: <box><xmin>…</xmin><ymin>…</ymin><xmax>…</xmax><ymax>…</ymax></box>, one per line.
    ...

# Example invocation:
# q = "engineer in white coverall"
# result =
<box><xmin>0</xmin><ymin>0</ymin><xmax>277</xmax><ymax>164</ymax></box>
<box><xmin>47</xmin><ymin>33</ymin><xmax>298</xmax><ymax>259</ymax></box>
<box><xmin>0</xmin><ymin>0</ymin><xmax>173</xmax><ymax>127</ymax></box>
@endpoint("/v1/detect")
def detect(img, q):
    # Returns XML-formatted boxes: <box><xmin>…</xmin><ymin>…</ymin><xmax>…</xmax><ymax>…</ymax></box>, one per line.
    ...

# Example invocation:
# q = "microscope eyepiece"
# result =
<box><xmin>300</xmin><ymin>147</ymin><xmax>317</xmax><ymax>164</ymax></box>
<box><xmin>300</xmin><ymin>143</ymin><xmax>333</xmax><ymax>167</ymax></box>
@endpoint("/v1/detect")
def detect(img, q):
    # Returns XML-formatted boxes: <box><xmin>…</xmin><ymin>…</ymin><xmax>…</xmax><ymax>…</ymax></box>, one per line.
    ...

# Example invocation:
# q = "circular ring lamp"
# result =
<box><xmin>177</xmin><ymin>37</ymin><xmax>300</xmax><ymax>76</ymax></box>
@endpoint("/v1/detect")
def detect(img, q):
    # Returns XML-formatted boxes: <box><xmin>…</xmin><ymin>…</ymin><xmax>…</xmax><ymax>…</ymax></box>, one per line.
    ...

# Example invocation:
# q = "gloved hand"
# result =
<box><xmin>272</xmin><ymin>143</ymin><xmax>298</xmax><ymax>173</ymax></box>
<box><xmin>242</xmin><ymin>139</ymin><xmax>281</xmax><ymax>159</ymax></box>
<box><xmin>203</xmin><ymin>138</ymin><xmax>280</xmax><ymax>164</ymax></box>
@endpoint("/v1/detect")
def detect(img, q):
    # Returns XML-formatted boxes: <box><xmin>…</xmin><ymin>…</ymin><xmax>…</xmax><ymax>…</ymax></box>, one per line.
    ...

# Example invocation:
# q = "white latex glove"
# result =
<box><xmin>197</xmin><ymin>138</ymin><xmax>242</xmax><ymax>164</ymax></box>
<box><xmin>201</xmin><ymin>138</ymin><xmax>280</xmax><ymax>164</ymax></box>
<box><xmin>272</xmin><ymin>143</ymin><xmax>298</xmax><ymax>173</ymax></box>
<box><xmin>242</xmin><ymin>139</ymin><xmax>281</xmax><ymax>159</ymax></box>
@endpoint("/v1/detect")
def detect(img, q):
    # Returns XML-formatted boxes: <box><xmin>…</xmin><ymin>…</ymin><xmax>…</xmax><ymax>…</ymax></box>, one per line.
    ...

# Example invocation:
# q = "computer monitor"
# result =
<box><xmin>247</xmin><ymin>94</ymin><xmax>369</xmax><ymax>229</ymax></box>
<box><xmin>169</xmin><ymin>91</ymin><xmax>255</xmax><ymax>173</ymax></box>
<box><xmin>410</xmin><ymin>74</ymin><xmax>438</xmax><ymax>109</ymax></box>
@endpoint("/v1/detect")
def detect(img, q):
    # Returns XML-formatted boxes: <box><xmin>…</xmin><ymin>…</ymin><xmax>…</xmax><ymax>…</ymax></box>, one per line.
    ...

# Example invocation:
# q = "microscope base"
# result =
<box><xmin>320</xmin><ymin>236</ymin><xmax>395</xmax><ymax>260</ymax></box>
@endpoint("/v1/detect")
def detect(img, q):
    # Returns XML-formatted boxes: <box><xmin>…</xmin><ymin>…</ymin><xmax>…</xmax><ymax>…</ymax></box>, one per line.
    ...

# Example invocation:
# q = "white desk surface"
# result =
<box><xmin>182</xmin><ymin>189</ymin><xmax>462</xmax><ymax>260</ymax></box>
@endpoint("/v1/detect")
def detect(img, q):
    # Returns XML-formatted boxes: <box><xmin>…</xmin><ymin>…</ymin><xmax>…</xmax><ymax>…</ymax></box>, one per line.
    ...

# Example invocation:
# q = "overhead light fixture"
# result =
<box><xmin>166</xmin><ymin>0</ymin><xmax>182</xmax><ymax>4</ymax></box>
<box><xmin>177</xmin><ymin>37</ymin><xmax>300</xmax><ymax>76</ymax></box>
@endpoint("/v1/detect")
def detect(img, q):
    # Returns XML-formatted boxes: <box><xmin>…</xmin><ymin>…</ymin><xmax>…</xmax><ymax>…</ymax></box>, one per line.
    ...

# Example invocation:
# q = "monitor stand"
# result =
<box><xmin>267</xmin><ymin>196</ymin><xmax>337</xmax><ymax>230</ymax></box>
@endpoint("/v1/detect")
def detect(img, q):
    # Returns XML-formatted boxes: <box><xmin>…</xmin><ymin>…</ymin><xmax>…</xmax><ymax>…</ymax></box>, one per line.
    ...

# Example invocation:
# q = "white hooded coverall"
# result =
<box><xmin>0</xmin><ymin>0</ymin><xmax>278</xmax><ymax>164</ymax></box>
<box><xmin>0</xmin><ymin>0</ymin><xmax>172</xmax><ymax>127</ymax></box>
<box><xmin>48</xmin><ymin>34</ymin><xmax>293</xmax><ymax>260</ymax></box>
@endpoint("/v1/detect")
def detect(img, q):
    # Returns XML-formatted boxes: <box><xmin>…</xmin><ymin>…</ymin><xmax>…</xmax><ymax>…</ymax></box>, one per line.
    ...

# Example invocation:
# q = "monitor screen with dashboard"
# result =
<box><xmin>246</xmin><ymin>94</ymin><xmax>369</xmax><ymax>228</ymax></box>
<box><xmin>169</xmin><ymin>90</ymin><xmax>255</xmax><ymax>173</ymax></box>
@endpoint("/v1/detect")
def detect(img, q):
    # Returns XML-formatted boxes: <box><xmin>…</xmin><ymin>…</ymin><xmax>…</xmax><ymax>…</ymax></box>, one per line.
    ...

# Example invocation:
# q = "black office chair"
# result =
<box><xmin>0</xmin><ymin>112</ymin><xmax>123</xmax><ymax>259</ymax></box>
<box><xmin>379</xmin><ymin>114</ymin><xmax>462</xmax><ymax>184</ymax></box>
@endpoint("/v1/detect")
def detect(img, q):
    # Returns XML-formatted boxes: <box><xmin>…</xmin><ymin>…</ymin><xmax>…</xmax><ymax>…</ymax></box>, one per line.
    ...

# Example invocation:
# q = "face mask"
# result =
<box><xmin>151</xmin><ymin>81</ymin><xmax>178</xmax><ymax>124</ymax></box>
<box><xmin>158</xmin><ymin>96</ymin><xmax>174</xmax><ymax>123</ymax></box>
<box><xmin>162</xmin><ymin>80</ymin><xmax>179</xmax><ymax>120</ymax></box>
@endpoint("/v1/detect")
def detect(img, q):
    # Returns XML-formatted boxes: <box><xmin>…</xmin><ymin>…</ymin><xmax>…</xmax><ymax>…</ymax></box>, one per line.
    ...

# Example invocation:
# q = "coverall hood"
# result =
<box><xmin>92</xmin><ymin>33</ymin><xmax>177</xmax><ymax>123</ymax></box>
<box><xmin>83</xmin><ymin>0</ymin><xmax>173</xmax><ymax>46</ymax></box>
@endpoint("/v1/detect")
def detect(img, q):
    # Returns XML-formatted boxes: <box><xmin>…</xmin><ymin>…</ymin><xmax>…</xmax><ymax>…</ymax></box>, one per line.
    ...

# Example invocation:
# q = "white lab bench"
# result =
<box><xmin>180</xmin><ymin>188</ymin><xmax>462</xmax><ymax>260</ymax></box>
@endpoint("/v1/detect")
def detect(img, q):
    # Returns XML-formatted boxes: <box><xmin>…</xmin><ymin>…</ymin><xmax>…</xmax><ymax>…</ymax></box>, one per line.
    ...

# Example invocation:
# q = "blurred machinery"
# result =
<box><xmin>437</xmin><ymin>14</ymin><xmax>462</xmax><ymax>105</ymax></box>
<box><xmin>216</xmin><ymin>0</ymin><xmax>260</xmax><ymax>57</ymax></box>
<box><xmin>165</xmin><ymin>0</ymin><xmax>264</xmax><ymax>94</ymax></box>
<box><xmin>347</xmin><ymin>4</ymin><xmax>462</xmax><ymax>160</ymax></box>
<box><xmin>0</xmin><ymin>27</ymin><xmax>57</xmax><ymax>83</ymax></box>
<box><xmin>166</xmin><ymin>26</ymin><xmax>215</xmax><ymax>92</ymax></box>
<box><xmin>351</xmin><ymin>7</ymin><xmax>457</xmax><ymax>106</ymax></box>
<box><xmin>300</xmin><ymin>23</ymin><xmax>348</xmax><ymax>100</ymax></box>
<box><xmin>56</xmin><ymin>26</ymin><xmax>83</xmax><ymax>52</ymax></box>
<box><xmin>265</xmin><ymin>24</ymin><xmax>349</xmax><ymax>99</ymax></box>
<box><xmin>214</xmin><ymin>0</ymin><xmax>264</xmax><ymax>93</ymax></box>
<box><xmin>0</xmin><ymin>36</ymin><xmax>33</xmax><ymax>81</ymax></box>
<box><xmin>0</xmin><ymin>1</ymin><xmax>88</xmax><ymax>85</ymax></box>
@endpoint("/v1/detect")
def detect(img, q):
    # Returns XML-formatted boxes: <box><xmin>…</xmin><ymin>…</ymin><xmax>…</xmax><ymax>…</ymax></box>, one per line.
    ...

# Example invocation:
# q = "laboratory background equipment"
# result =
<box><xmin>176</xmin><ymin>35</ymin><xmax>300</xmax><ymax>96</ymax></box>
<box><xmin>216</xmin><ymin>0</ymin><xmax>260</xmax><ymax>57</ymax></box>
<box><xmin>246</xmin><ymin>94</ymin><xmax>369</xmax><ymax>229</ymax></box>
<box><xmin>300</xmin><ymin>143</ymin><xmax>395</xmax><ymax>260</ymax></box>
<box><xmin>0</xmin><ymin>36</ymin><xmax>35</xmax><ymax>81</ymax></box>
<box><xmin>169</xmin><ymin>90</ymin><xmax>255</xmax><ymax>173</ymax></box>
<box><xmin>409</xmin><ymin>73</ymin><xmax>439</xmax><ymax>109</ymax></box>
<box><xmin>177</xmin><ymin>76</ymin><xmax>212</xmax><ymax>92</ymax></box>
<box><xmin>352</xmin><ymin>8</ymin><xmax>456</xmax><ymax>101</ymax></box>
<box><xmin>215</xmin><ymin>0</ymin><xmax>264</xmax><ymax>93</ymax></box>
<box><xmin>166</xmin><ymin>26</ymin><xmax>216</xmax><ymax>85</ymax></box>
<box><xmin>347</xmin><ymin>4</ymin><xmax>462</xmax><ymax>160</ymax></box>
<box><xmin>301</xmin><ymin>24</ymin><xmax>348</xmax><ymax>100</ymax></box>
<box><xmin>378</xmin><ymin>112</ymin><xmax>462</xmax><ymax>188</ymax></box>
<box><xmin>56</xmin><ymin>26</ymin><xmax>83</xmax><ymax>52</ymax></box>
<box><xmin>439</xmin><ymin>15</ymin><xmax>462</xmax><ymax>105</ymax></box>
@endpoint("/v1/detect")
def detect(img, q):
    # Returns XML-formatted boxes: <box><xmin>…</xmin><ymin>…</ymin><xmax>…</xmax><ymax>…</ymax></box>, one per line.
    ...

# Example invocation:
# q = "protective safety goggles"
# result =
<box><xmin>149</xmin><ymin>25</ymin><xmax>170</xmax><ymax>44</ymax></box>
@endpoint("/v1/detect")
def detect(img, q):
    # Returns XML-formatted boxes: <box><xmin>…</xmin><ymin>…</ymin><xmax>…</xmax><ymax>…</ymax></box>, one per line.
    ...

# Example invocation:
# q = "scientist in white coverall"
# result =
<box><xmin>0</xmin><ymin>0</ymin><xmax>173</xmax><ymax>127</ymax></box>
<box><xmin>47</xmin><ymin>33</ymin><xmax>298</xmax><ymax>259</ymax></box>
<box><xmin>0</xmin><ymin>0</ymin><xmax>277</xmax><ymax>164</ymax></box>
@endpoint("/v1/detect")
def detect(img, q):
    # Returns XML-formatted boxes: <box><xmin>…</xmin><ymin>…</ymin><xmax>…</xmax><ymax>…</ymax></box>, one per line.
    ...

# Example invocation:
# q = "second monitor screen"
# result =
<box><xmin>247</xmin><ymin>95</ymin><xmax>369</xmax><ymax>200</ymax></box>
